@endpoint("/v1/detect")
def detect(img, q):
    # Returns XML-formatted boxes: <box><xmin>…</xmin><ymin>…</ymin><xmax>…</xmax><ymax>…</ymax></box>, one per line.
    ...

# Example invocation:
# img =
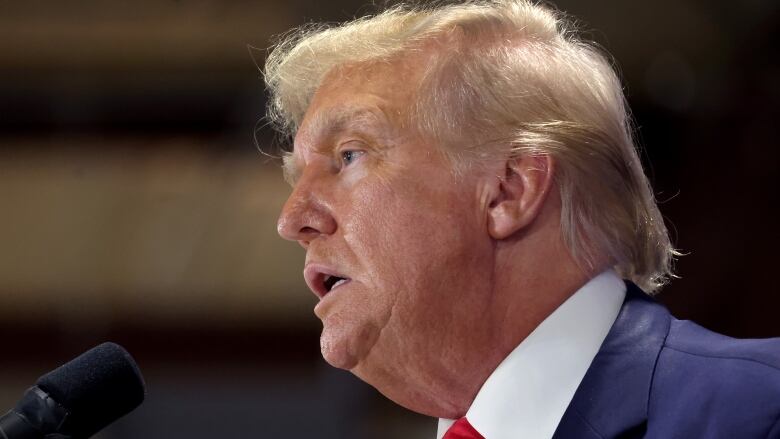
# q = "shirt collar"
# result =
<box><xmin>437</xmin><ymin>270</ymin><xmax>626</xmax><ymax>439</ymax></box>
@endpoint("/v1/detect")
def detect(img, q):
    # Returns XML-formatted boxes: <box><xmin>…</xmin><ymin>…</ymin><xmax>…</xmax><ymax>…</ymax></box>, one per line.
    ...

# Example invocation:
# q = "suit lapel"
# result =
<box><xmin>553</xmin><ymin>284</ymin><xmax>672</xmax><ymax>438</ymax></box>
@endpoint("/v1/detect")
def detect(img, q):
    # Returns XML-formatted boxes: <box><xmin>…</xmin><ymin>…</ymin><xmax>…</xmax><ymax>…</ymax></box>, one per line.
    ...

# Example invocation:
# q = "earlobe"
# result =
<box><xmin>487</xmin><ymin>155</ymin><xmax>554</xmax><ymax>240</ymax></box>
<box><xmin>488</xmin><ymin>201</ymin><xmax>522</xmax><ymax>239</ymax></box>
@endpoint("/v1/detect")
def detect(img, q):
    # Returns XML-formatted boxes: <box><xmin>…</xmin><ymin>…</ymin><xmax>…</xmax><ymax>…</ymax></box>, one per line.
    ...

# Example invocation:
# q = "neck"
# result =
<box><xmin>434</xmin><ymin>207</ymin><xmax>596</xmax><ymax>418</ymax></box>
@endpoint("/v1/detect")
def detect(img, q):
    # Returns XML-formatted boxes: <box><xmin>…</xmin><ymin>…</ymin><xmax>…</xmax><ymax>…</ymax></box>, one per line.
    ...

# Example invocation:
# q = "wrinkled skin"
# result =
<box><xmin>277</xmin><ymin>58</ymin><xmax>587</xmax><ymax>418</ymax></box>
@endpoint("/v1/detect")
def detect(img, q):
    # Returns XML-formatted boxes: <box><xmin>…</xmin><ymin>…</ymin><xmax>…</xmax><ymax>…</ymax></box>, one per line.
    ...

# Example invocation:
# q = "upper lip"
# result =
<box><xmin>303</xmin><ymin>263</ymin><xmax>351</xmax><ymax>298</ymax></box>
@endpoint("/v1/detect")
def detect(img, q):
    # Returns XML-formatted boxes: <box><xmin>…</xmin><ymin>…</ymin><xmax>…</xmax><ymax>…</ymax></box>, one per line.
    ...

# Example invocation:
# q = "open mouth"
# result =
<box><xmin>304</xmin><ymin>264</ymin><xmax>351</xmax><ymax>298</ymax></box>
<box><xmin>323</xmin><ymin>274</ymin><xmax>349</xmax><ymax>292</ymax></box>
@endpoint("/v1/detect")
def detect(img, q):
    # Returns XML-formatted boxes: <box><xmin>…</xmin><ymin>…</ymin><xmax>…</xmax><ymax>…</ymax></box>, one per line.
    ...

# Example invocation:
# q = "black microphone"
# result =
<box><xmin>0</xmin><ymin>342</ymin><xmax>146</xmax><ymax>439</ymax></box>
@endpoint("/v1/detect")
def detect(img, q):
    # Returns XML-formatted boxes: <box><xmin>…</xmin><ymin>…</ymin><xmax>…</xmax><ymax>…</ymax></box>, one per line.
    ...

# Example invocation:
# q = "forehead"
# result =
<box><xmin>298</xmin><ymin>103</ymin><xmax>394</xmax><ymax>143</ymax></box>
<box><xmin>283</xmin><ymin>60</ymin><xmax>426</xmax><ymax>183</ymax></box>
<box><xmin>301</xmin><ymin>60</ymin><xmax>422</xmax><ymax>135</ymax></box>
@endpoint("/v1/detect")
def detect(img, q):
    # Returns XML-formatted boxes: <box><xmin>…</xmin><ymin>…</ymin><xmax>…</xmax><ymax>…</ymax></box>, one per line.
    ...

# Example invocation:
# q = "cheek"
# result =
<box><xmin>344</xmin><ymin>173</ymin><xmax>481</xmax><ymax>293</ymax></box>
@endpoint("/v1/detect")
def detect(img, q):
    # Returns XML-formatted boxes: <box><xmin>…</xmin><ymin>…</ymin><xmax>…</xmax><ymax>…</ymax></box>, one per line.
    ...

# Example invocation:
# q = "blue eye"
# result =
<box><xmin>341</xmin><ymin>150</ymin><xmax>364</xmax><ymax>166</ymax></box>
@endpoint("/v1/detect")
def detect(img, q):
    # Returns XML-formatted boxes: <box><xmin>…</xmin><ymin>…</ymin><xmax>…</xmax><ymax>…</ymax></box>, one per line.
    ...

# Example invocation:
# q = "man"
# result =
<box><xmin>266</xmin><ymin>1</ymin><xmax>780</xmax><ymax>437</ymax></box>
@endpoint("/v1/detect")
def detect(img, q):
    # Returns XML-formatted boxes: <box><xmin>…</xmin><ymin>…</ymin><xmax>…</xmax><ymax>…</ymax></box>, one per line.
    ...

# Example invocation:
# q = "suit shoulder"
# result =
<box><xmin>664</xmin><ymin>318</ymin><xmax>780</xmax><ymax>372</ymax></box>
<box><xmin>647</xmin><ymin>319</ymin><xmax>780</xmax><ymax>437</ymax></box>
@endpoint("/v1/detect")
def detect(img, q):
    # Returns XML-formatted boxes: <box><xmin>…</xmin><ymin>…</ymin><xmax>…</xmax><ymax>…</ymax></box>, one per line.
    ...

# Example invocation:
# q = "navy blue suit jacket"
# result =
<box><xmin>553</xmin><ymin>284</ymin><xmax>780</xmax><ymax>438</ymax></box>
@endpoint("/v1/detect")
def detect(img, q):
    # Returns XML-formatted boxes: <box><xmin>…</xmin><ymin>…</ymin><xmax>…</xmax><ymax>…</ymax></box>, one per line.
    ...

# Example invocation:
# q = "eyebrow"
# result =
<box><xmin>311</xmin><ymin>106</ymin><xmax>388</xmax><ymax>140</ymax></box>
<box><xmin>282</xmin><ymin>106</ymin><xmax>391</xmax><ymax>186</ymax></box>
<box><xmin>282</xmin><ymin>152</ymin><xmax>300</xmax><ymax>186</ymax></box>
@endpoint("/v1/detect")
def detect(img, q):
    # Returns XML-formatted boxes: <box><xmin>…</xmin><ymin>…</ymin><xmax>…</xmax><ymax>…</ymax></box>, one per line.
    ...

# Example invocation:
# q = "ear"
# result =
<box><xmin>487</xmin><ymin>154</ymin><xmax>555</xmax><ymax>240</ymax></box>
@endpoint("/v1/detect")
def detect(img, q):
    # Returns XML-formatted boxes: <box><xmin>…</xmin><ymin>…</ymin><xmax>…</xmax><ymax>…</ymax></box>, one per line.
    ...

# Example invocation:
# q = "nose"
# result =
<box><xmin>277</xmin><ymin>178</ymin><xmax>337</xmax><ymax>247</ymax></box>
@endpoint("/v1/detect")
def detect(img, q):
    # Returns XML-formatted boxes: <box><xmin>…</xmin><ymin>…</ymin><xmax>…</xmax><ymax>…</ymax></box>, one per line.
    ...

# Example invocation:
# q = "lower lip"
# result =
<box><xmin>314</xmin><ymin>280</ymin><xmax>352</xmax><ymax>313</ymax></box>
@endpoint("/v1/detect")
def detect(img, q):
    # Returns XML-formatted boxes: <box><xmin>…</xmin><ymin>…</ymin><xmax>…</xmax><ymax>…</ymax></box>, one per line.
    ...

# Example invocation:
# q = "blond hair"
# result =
<box><xmin>264</xmin><ymin>0</ymin><xmax>677</xmax><ymax>292</ymax></box>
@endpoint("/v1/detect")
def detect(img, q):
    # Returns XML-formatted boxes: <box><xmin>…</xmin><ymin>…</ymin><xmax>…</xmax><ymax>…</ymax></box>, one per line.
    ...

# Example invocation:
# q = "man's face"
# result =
<box><xmin>277</xmin><ymin>60</ymin><xmax>496</xmax><ymax>409</ymax></box>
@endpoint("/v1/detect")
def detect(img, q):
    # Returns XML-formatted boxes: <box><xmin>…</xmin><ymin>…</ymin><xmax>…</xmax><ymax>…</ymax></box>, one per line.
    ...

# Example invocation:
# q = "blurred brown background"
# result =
<box><xmin>0</xmin><ymin>1</ymin><xmax>778</xmax><ymax>438</ymax></box>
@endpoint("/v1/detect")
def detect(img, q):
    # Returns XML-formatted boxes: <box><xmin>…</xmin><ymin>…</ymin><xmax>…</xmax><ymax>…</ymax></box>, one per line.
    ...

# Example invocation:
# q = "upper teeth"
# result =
<box><xmin>324</xmin><ymin>275</ymin><xmax>347</xmax><ymax>292</ymax></box>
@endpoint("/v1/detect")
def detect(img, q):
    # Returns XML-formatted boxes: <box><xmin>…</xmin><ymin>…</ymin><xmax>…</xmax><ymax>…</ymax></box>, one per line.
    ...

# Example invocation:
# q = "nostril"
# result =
<box><xmin>295</xmin><ymin>227</ymin><xmax>318</xmax><ymax>249</ymax></box>
<box><xmin>300</xmin><ymin>226</ymin><xmax>318</xmax><ymax>235</ymax></box>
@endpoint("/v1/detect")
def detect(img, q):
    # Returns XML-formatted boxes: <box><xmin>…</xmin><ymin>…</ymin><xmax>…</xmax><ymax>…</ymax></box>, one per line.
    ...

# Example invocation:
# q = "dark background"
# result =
<box><xmin>0</xmin><ymin>0</ymin><xmax>777</xmax><ymax>437</ymax></box>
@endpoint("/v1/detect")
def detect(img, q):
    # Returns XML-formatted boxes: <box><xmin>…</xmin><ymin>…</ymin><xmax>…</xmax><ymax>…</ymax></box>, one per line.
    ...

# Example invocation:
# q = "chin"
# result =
<box><xmin>319</xmin><ymin>312</ymin><xmax>384</xmax><ymax>370</ymax></box>
<box><xmin>319</xmin><ymin>325</ymin><xmax>363</xmax><ymax>370</ymax></box>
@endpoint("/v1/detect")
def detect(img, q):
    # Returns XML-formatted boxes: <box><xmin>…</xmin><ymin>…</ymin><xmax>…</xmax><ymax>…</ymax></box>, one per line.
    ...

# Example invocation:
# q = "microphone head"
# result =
<box><xmin>35</xmin><ymin>342</ymin><xmax>146</xmax><ymax>438</ymax></box>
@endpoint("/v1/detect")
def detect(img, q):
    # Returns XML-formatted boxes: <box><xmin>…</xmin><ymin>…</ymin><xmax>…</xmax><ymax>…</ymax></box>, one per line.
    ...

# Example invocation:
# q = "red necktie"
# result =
<box><xmin>443</xmin><ymin>417</ymin><xmax>485</xmax><ymax>439</ymax></box>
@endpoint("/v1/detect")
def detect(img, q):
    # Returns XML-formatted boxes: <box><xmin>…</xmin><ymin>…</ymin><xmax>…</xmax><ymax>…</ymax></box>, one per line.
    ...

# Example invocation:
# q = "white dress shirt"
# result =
<box><xmin>437</xmin><ymin>270</ymin><xmax>626</xmax><ymax>439</ymax></box>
